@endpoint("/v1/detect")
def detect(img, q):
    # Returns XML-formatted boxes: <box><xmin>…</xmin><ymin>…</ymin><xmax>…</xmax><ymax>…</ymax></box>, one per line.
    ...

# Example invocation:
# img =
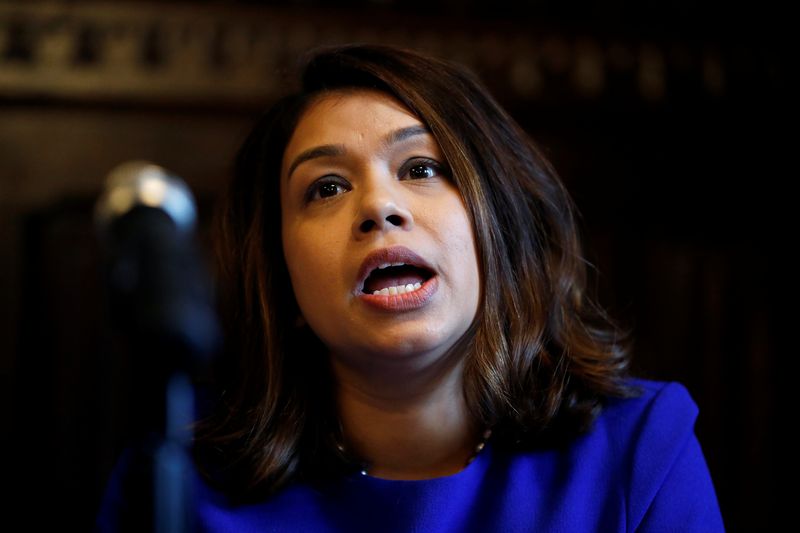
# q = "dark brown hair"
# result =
<box><xmin>197</xmin><ymin>43</ymin><xmax>636</xmax><ymax>498</ymax></box>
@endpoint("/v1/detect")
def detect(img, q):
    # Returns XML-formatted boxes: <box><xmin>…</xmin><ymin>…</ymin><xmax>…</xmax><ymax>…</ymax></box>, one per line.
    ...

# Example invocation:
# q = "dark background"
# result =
<box><xmin>0</xmin><ymin>1</ymin><xmax>790</xmax><ymax>530</ymax></box>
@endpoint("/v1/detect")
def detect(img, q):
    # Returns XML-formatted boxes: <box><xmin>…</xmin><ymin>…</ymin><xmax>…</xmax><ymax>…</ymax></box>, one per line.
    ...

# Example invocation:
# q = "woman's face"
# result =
<box><xmin>280</xmin><ymin>89</ymin><xmax>480</xmax><ymax>368</ymax></box>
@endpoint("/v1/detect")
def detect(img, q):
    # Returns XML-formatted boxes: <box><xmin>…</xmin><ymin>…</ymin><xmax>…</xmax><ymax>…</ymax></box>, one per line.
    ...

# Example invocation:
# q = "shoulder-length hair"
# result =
<box><xmin>196</xmin><ymin>43</ymin><xmax>635</xmax><ymax>499</ymax></box>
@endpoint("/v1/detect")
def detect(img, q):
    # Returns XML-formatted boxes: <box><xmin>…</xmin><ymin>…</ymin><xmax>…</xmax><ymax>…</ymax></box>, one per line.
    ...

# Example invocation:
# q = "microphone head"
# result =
<box><xmin>94</xmin><ymin>160</ymin><xmax>221</xmax><ymax>374</ymax></box>
<box><xmin>95</xmin><ymin>161</ymin><xmax>197</xmax><ymax>236</ymax></box>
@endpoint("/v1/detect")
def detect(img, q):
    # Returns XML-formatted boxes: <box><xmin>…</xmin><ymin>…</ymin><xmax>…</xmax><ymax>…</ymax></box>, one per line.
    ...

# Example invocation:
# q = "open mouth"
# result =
<box><xmin>361</xmin><ymin>263</ymin><xmax>435</xmax><ymax>296</ymax></box>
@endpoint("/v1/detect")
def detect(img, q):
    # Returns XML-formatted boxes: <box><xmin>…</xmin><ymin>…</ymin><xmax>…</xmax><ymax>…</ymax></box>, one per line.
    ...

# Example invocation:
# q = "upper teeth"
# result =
<box><xmin>377</xmin><ymin>262</ymin><xmax>407</xmax><ymax>270</ymax></box>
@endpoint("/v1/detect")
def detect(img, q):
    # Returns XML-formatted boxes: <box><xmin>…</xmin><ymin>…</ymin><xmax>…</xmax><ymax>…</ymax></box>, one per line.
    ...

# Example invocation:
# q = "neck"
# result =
<box><xmin>333</xmin><ymin>354</ymin><xmax>477</xmax><ymax>480</ymax></box>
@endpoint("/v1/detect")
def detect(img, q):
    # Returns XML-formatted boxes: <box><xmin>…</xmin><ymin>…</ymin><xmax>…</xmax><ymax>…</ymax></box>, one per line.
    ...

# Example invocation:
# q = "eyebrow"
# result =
<box><xmin>286</xmin><ymin>145</ymin><xmax>345</xmax><ymax>181</ymax></box>
<box><xmin>385</xmin><ymin>124</ymin><xmax>429</xmax><ymax>146</ymax></box>
<box><xmin>286</xmin><ymin>124</ymin><xmax>431</xmax><ymax>182</ymax></box>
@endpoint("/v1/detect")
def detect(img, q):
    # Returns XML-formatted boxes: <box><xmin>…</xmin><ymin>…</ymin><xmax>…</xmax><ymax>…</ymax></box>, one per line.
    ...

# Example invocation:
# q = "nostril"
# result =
<box><xmin>358</xmin><ymin>214</ymin><xmax>405</xmax><ymax>233</ymax></box>
<box><xmin>386</xmin><ymin>214</ymin><xmax>403</xmax><ymax>226</ymax></box>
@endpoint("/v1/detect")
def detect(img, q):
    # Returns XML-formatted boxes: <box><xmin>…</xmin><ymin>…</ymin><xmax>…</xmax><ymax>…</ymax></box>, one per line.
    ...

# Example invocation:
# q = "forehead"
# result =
<box><xmin>283</xmin><ymin>90</ymin><xmax>423</xmax><ymax>158</ymax></box>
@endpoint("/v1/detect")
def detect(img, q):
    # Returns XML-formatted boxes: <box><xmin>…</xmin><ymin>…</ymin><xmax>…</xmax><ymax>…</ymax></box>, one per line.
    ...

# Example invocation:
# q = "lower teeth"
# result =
<box><xmin>373</xmin><ymin>281</ymin><xmax>423</xmax><ymax>296</ymax></box>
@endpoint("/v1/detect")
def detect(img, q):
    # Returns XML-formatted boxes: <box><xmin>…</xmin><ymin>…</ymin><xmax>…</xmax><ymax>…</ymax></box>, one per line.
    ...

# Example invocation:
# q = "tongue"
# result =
<box><xmin>363</xmin><ymin>266</ymin><xmax>429</xmax><ymax>293</ymax></box>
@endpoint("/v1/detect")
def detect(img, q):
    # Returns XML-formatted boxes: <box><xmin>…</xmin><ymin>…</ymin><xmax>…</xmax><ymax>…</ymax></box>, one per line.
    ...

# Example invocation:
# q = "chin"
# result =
<box><xmin>352</xmin><ymin>327</ymin><xmax>465</xmax><ymax>363</ymax></box>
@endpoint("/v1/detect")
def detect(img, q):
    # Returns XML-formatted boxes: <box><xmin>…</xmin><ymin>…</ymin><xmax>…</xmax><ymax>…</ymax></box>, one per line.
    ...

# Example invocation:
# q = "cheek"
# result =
<box><xmin>445</xmin><ymin>201</ymin><xmax>480</xmax><ymax>270</ymax></box>
<box><xmin>432</xmin><ymin>195</ymin><xmax>482</xmax><ymax>305</ymax></box>
<box><xmin>285</xmin><ymin>226</ymin><xmax>322</xmax><ymax>287</ymax></box>
<box><xmin>283</xmin><ymin>221</ymin><xmax>347</xmax><ymax>313</ymax></box>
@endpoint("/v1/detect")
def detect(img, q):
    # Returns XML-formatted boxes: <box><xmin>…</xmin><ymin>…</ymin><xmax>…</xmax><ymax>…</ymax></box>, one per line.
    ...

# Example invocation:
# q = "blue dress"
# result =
<box><xmin>97</xmin><ymin>379</ymin><xmax>725</xmax><ymax>532</ymax></box>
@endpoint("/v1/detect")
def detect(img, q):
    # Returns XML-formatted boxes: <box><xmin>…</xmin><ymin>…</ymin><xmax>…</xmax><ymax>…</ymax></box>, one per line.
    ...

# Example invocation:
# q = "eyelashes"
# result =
<box><xmin>303</xmin><ymin>157</ymin><xmax>450</xmax><ymax>204</ymax></box>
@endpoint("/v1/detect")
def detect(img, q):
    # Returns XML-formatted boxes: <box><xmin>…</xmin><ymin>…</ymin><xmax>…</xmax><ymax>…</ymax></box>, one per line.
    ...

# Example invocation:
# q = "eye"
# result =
<box><xmin>305</xmin><ymin>176</ymin><xmax>350</xmax><ymax>202</ymax></box>
<box><xmin>400</xmin><ymin>158</ymin><xmax>448</xmax><ymax>181</ymax></box>
<box><xmin>409</xmin><ymin>165</ymin><xmax>435</xmax><ymax>179</ymax></box>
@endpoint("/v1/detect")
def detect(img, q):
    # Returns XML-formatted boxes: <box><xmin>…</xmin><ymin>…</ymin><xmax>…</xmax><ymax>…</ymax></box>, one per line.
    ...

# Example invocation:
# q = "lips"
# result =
<box><xmin>356</xmin><ymin>246</ymin><xmax>435</xmax><ymax>294</ymax></box>
<box><xmin>355</xmin><ymin>246</ymin><xmax>438</xmax><ymax>311</ymax></box>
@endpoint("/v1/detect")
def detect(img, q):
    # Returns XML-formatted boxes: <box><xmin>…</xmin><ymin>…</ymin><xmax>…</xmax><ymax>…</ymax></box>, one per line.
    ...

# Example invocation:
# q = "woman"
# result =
<box><xmin>99</xmin><ymin>44</ymin><xmax>725</xmax><ymax>531</ymax></box>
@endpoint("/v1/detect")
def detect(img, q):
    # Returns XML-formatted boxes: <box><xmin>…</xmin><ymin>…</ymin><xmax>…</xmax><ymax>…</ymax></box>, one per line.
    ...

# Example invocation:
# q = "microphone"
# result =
<box><xmin>95</xmin><ymin>160</ymin><xmax>220</xmax><ymax>367</ymax></box>
<box><xmin>95</xmin><ymin>161</ymin><xmax>219</xmax><ymax>533</ymax></box>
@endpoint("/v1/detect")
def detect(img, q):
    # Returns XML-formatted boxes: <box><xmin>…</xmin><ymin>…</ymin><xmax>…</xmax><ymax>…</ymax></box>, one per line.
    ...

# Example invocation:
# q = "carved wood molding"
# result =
<box><xmin>1</xmin><ymin>1</ymin><xmax>733</xmax><ymax>107</ymax></box>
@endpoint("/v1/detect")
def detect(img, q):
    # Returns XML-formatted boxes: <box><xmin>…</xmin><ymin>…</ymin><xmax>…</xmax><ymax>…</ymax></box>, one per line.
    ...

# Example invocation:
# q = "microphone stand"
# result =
<box><xmin>153</xmin><ymin>371</ymin><xmax>194</xmax><ymax>533</ymax></box>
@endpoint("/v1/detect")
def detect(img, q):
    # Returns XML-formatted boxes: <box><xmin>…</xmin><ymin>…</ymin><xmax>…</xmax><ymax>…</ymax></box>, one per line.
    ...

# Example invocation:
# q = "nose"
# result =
<box><xmin>352</xmin><ymin>181</ymin><xmax>414</xmax><ymax>238</ymax></box>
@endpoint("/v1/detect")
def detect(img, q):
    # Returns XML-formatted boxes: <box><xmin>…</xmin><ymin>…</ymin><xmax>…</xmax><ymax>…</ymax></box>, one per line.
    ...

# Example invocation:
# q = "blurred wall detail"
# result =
<box><xmin>0</xmin><ymin>1</ymin><xmax>736</xmax><ymax>106</ymax></box>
